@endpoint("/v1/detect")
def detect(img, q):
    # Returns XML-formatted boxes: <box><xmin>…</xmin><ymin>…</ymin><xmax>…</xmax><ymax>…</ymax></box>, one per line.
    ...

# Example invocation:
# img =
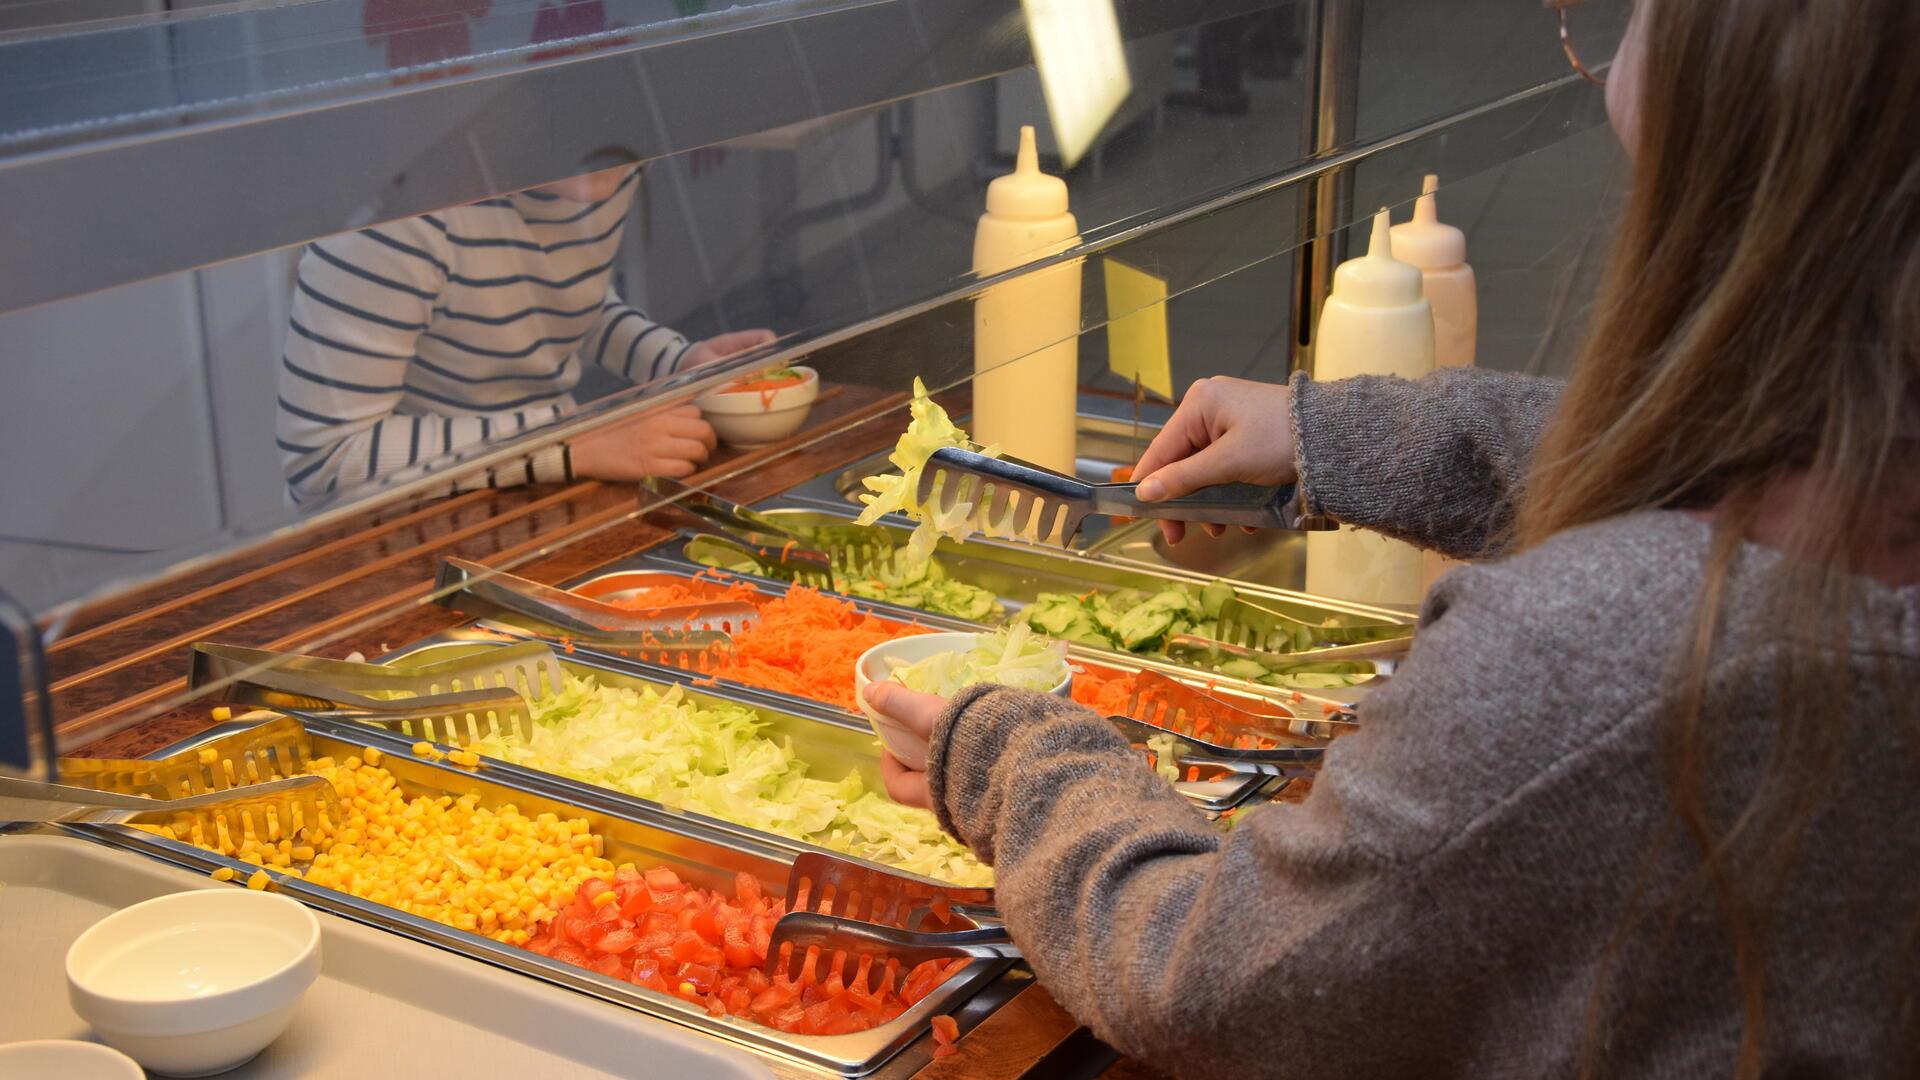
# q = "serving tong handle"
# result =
<box><xmin>1165</xmin><ymin>633</ymin><xmax>1413</xmax><ymax>678</ymax></box>
<box><xmin>0</xmin><ymin>773</ymin><xmax>336</xmax><ymax>838</ymax></box>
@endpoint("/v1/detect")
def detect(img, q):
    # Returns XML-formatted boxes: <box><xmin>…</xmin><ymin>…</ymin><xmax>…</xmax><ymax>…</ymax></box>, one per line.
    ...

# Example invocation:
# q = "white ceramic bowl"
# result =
<box><xmin>855</xmin><ymin>632</ymin><xmax>1073</xmax><ymax>770</ymax></box>
<box><xmin>0</xmin><ymin>1039</ymin><xmax>145</xmax><ymax>1080</ymax></box>
<box><xmin>695</xmin><ymin>365</ymin><xmax>820</xmax><ymax>448</ymax></box>
<box><xmin>66</xmin><ymin>889</ymin><xmax>321</xmax><ymax>1077</ymax></box>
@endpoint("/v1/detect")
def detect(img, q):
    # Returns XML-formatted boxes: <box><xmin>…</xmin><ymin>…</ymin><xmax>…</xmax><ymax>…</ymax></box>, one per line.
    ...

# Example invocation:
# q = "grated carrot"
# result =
<box><xmin>606</xmin><ymin>579</ymin><xmax>925</xmax><ymax>711</ymax></box>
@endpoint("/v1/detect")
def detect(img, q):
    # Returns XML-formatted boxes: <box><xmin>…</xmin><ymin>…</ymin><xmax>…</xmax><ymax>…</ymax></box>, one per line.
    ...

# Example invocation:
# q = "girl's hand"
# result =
<box><xmin>569</xmin><ymin>404</ymin><xmax>717</xmax><ymax>481</ymax></box>
<box><xmin>684</xmin><ymin>329</ymin><xmax>777</xmax><ymax>369</ymax></box>
<box><xmin>863</xmin><ymin>680</ymin><xmax>949</xmax><ymax>810</ymax></box>
<box><xmin>1131</xmin><ymin>376</ymin><xmax>1298</xmax><ymax>544</ymax></box>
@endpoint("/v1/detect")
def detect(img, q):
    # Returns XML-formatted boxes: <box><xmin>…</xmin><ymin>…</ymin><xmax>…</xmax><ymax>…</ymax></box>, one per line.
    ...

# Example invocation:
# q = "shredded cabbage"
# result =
<box><xmin>887</xmin><ymin>625</ymin><xmax>1068</xmax><ymax>699</ymax></box>
<box><xmin>473</xmin><ymin>675</ymin><xmax>992</xmax><ymax>886</ymax></box>
<box><xmin>855</xmin><ymin>379</ymin><xmax>998</xmax><ymax>563</ymax></box>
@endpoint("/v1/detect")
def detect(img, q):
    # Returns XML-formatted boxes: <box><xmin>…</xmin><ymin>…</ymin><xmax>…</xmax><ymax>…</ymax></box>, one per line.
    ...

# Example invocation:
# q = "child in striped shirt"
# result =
<box><xmin>276</xmin><ymin>165</ymin><xmax>772</xmax><ymax>501</ymax></box>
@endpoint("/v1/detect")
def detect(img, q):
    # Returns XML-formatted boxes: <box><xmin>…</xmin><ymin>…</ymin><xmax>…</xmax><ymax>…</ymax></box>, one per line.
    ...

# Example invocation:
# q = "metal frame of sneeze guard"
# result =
<box><xmin>0</xmin><ymin>589</ymin><xmax>54</xmax><ymax>780</ymax></box>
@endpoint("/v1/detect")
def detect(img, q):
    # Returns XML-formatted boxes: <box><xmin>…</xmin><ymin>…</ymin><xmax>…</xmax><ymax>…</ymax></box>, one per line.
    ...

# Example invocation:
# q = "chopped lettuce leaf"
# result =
<box><xmin>474</xmin><ymin>675</ymin><xmax>991</xmax><ymax>885</ymax></box>
<box><xmin>856</xmin><ymin>379</ymin><xmax>998</xmax><ymax>558</ymax></box>
<box><xmin>887</xmin><ymin>625</ymin><xmax>1069</xmax><ymax>699</ymax></box>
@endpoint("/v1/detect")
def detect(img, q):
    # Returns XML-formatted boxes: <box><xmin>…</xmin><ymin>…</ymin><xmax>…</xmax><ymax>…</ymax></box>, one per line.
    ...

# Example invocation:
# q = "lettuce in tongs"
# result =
<box><xmin>855</xmin><ymin>378</ymin><xmax>998</xmax><ymax>563</ymax></box>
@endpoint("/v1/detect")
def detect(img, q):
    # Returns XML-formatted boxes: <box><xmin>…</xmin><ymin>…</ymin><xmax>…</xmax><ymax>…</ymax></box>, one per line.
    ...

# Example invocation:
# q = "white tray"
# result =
<box><xmin>0</xmin><ymin>832</ymin><xmax>776</xmax><ymax>1079</ymax></box>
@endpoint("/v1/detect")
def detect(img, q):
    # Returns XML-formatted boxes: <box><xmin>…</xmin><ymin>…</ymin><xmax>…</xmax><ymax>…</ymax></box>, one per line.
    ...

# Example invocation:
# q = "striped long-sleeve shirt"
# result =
<box><xmin>276</xmin><ymin>168</ymin><xmax>692</xmax><ymax>501</ymax></box>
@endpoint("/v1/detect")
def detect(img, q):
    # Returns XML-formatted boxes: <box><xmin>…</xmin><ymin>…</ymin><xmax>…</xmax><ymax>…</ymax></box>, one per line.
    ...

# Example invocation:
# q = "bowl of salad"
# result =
<box><xmin>695</xmin><ymin>365</ymin><xmax>819</xmax><ymax>448</ymax></box>
<box><xmin>856</xmin><ymin>627</ymin><xmax>1071</xmax><ymax>769</ymax></box>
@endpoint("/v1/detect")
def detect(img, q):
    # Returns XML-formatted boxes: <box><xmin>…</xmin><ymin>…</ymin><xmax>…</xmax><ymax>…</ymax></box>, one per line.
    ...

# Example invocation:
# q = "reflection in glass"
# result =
<box><xmin>277</xmin><ymin>163</ymin><xmax>772</xmax><ymax>502</ymax></box>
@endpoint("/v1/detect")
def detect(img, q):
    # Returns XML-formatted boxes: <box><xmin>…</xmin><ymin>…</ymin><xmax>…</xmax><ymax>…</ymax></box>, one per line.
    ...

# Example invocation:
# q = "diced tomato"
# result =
<box><xmin>722</xmin><ymin>925</ymin><xmax>758</xmax><ymax>969</ymax></box>
<box><xmin>691</xmin><ymin>906</ymin><xmax>722</xmax><ymax>944</ymax></box>
<box><xmin>678</xmin><ymin>963</ymin><xmax>720</xmax><ymax>994</ymax></box>
<box><xmin>595</xmin><ymin>928</ymin><xmax>639</xmax><ymax>954</ymax></box>
<box><xmin>735</xmin><ymin>871</ymin><xmax>762</xmax><ymax>903</ymax></box>
<box><xmin>932</xmin><ymin>1044</ymin><xmax>959</xmax><ymax>1059</ymax></box>
<box><xmin>513</xmin><ymin>861</ymin><xmax>958</xmax><ymax>1036</ymax></box>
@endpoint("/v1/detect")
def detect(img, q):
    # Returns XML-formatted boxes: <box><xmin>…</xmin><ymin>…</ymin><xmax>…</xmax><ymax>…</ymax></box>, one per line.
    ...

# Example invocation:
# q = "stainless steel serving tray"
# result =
<box><xmin>369</xmin><ymin>633</ymin><xmax>1043</xmax><ymax>861</ymax></box>
<box><xmin>74</xmin><ymin>718</ymin><xmax>1009</xmax><ymax>1078</ymax></box>
<box><xmin>643</xmin><ymin>518</ymin><xmax>1400</xmax><ymax>708</ymax></box>
<box><xmin>554</xmin><ymin>562</ymin><xmax>1312</xmax><ymax>809</ymax></box>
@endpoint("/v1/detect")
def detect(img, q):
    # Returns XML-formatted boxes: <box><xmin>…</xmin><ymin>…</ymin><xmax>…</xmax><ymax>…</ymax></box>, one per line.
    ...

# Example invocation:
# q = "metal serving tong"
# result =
<box><xmin>641</xmin><ymin>474</ymin><xmax>894</xmax><ymax>576</ymax></box>
<box><xmin>434</xmin><ymin>557</ymin><xmax>748</xmax><ymax>666</ymax></box>
<box><xmin>188</xmin><ymin>641</ymin><xmax>565</xmax><ymax>745</ymax></box>
<box><xmin>1164</xmin><ymin>594</ymin><xmax>1414</xmax><ymax>677</ymax></box>
<box><xmin>1125</xmin><ymin>669</ymin><xmax>1352</xmax><ymax>744</ymax></box>
<box><xmin>5</xmin><ymin>716</ymin><xmax>338</xmax><ymax>837</ymax></box>
<box><xmin>765</xmin><ymin>852</ymin><xmax>1015</xmax><ymax>982</ymax></box>
<box><xmin>915</xmin><ymin>446</ymin><xmax>1333</xmax><ymax>548</ymax></box>
<box><xmin>637</xmin><ymin>478</ymin><xmax>890</xmax><ymax>564</ymax></box>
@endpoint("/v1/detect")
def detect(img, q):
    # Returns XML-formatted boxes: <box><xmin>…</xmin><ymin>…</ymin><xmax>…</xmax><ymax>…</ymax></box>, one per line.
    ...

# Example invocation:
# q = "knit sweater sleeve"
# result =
<box><xmin>927</xmin><ymin>545</ymin><xmax>1656</xmax><ymax>1077</ymax></box>
<box><xmin>1289</xmin><ymin>366</ymin><xmax>1563</xmax><ymax>558</ymax></box>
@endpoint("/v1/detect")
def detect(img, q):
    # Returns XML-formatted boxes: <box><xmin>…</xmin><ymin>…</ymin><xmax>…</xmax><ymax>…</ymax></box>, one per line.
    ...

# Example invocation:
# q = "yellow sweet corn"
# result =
<box><xmin>362</xmin><ymin>746</ymin><xmax>383</xmax><ymax>767</ymax></box>
<box><xmin>197</xmin><ymin>747</ymin><xmax>219</xmax><ymax>765</ymax></box>
<box><xmin>210</xmin><ymin>706</ymin><xmax>232</xmax><ymax>722</ymax></box>
<box><xmin>246</xmin><ymin>869</ymin><xmax>270</xmax><ymax>890</ymax></box>
<box><xmin>210</xmin><ymin>866</ymin><xmax>236</xmax><ymax>882</ymax></box>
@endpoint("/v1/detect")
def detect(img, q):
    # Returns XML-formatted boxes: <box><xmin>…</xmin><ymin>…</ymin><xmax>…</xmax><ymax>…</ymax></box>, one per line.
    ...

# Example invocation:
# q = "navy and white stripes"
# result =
<box><xmin>275</xmin><ymin>169</ymin><xmax>687</xmax><ymax>500</ymax></box>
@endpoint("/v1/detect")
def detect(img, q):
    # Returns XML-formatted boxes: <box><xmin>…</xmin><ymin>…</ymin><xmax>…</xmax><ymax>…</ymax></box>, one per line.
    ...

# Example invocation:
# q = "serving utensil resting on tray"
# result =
<box><xmin>5</xmin><ymin>715</ymin><xmax>339</xmax><ymax>837</ymax></box>
<box><xmin>189</xmin><ymin>641</ymin><xmax>565</xmax><ymax>745</ymax></box>
<box><xmin>434</xmin><ymin>556</ymin><xmax>748</xmax><ymax>665</ymax></box>
<box><xmin>644</xmin><ymin>477</ymin><xmax>895</xmax><ymax>576</ymax></box>
<box><xmin>765</xmin><ymin>852</ymin><xmax>1015</xmax><ymax>982</ymax></box>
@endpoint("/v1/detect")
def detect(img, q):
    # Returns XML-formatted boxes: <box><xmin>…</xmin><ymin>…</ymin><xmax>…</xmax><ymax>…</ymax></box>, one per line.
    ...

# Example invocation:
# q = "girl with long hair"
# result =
<box><xmin>863</xmin><ymin>1</ymin><xmax>1918</xmax><ymax>1075</ymax></box>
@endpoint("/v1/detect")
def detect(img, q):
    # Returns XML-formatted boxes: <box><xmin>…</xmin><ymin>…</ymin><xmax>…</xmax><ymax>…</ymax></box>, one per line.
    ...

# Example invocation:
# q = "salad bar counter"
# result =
<box><xmin>18</xmin><ymin>384</ymin><xmax>1412</xmax><ymax>1079</ymax></box>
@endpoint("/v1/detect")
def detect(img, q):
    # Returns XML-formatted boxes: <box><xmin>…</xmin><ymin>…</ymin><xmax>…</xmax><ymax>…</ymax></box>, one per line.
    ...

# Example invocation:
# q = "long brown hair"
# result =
<box><xmin>1513</xmin><ymin>0</ymin><xmax>1920</xmax><ymax>1074</ymax></box>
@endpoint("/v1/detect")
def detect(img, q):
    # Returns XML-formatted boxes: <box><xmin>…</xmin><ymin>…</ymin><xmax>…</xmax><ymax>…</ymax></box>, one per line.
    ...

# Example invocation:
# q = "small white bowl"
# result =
<box><xmin>67</xmin><ymin>889</ymin><xmax>321</xmax><ymax>1077</ymax></box>
<box><xmin>0</xmin><ymin>1040</ymin><xmax>144</xmax><ymax>1080</ymax></box>
<box><xmin>695</xmin><ymin>366</ymin><xmax>820</xmax><ymax>448</ymax></box>
<box><xmin>855</xmin><ymin>632</ymin><xmax>1072</xmax><ymax>770</ymax></box>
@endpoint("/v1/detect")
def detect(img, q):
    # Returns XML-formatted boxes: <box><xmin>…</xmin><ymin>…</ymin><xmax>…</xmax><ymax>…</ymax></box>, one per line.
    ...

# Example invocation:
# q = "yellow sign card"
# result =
<box><xmin>1102</xmin><ymin>256</ymin><xmax>1172</xmax><ymax>400</ymax></box>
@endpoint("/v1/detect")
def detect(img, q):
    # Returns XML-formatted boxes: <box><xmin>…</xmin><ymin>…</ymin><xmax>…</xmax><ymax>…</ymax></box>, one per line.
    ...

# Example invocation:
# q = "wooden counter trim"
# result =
<box><xmin>48</xmin><ymin>490</ymin><xmax>498</xmax><ymax>655</ymax></box>
<box><xmin>48</xmin><ymin>483</ymin><xmax>598</xmax><ymax>695</ymax></box>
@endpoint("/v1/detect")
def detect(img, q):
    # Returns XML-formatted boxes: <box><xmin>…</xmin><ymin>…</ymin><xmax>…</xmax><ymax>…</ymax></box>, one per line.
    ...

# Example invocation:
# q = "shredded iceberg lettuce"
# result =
<box><xmin>887</xmin><ymin>625</ymin><xmax>1069</xmax><ymax>699</ymax></box>
<box><xmin>473</xmin><ymin>675</ymin><xmax>991</xmax><ymax>886</ymax></box>
<box><xmin>855</xmin><ymin>378</ymin><xmax>997</xmax><ymax>563</ymax></box>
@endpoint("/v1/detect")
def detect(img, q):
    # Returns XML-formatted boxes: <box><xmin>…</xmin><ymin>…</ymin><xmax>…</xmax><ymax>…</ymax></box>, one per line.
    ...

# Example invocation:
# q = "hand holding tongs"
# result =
<box><xmin>915</xmin><ymin>447</ymin><xmax>1334</xmax><ymax>548</ymax></box>
<box><xmin>764</xmin><ymin>852</ymin><xmax>1016</xmax><ymax>981</ymax></box>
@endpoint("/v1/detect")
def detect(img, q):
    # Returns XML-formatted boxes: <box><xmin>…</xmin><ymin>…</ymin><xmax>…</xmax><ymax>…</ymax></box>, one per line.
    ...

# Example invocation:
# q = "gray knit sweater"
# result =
<box><xmin>927</xmin><ymin>368</ymin><xmax>1919</xmax><ymax>1078</ymax></box>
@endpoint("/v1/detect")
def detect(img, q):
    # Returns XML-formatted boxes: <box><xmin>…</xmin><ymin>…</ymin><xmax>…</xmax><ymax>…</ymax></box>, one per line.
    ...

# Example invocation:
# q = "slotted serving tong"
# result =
<box><xmin>915</xmin><ymin>447</ymin><xmax>1333</xmax><ymax>548</ymax></box>
<box><xmin>4</xmin><ymin>715</ymin><xmax>338</xmax><ymax>838</ymax></box>
<box><xmin>765</xmin><ymin>852</ymin><xmax>1015</xmax><ymax>982</ymax></box>
<box><xmin>434</xmin><ymin>557</ymin><xmax>747</xmax><ymax>666</ymax></box>
<box><xmin>188</xmin><ymin>641</ymin><xmax>566</xmax><ymax>745</ymax></box>
<box><xmin>1105</xmin><ymin>670</ymin><xmax>1340</xmax><ymax>788</ymax></box>
<box><xmin>645</xmin><ymin>478</ymin><xmax>895</xmax><ymax>575</ymax></box>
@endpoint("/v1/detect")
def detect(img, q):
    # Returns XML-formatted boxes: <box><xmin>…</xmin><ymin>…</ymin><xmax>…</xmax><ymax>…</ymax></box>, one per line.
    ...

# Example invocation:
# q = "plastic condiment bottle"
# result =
<box><xmin>1389</xmin><ymin>174</ymin><xmax>1477</xmax><ymax>368</ymax></box>
<box><xmin>1304</xmin><ymin>208</ymin><xmax>1435</xmax><ymax>609</ymax></box>
<box><xmin>970</xmin><ymin>125</ymin><xmax>1082</xmax><ymax>474</ymax></box>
